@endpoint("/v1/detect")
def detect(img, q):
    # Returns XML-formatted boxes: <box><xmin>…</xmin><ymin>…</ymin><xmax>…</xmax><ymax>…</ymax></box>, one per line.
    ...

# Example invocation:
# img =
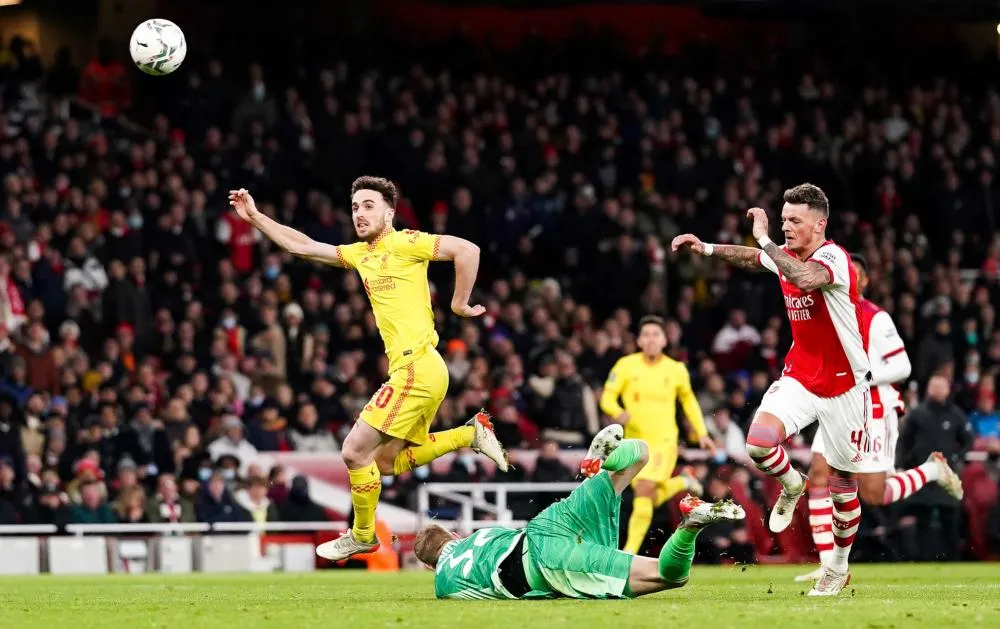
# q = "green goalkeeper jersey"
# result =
<box><xmin>433</xmin><ymin>527</ymin><xmax>524</xmax><ymax>600</ymax></box>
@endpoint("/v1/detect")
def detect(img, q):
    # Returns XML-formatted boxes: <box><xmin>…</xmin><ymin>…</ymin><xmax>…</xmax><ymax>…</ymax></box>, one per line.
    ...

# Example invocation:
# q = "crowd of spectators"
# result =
<box><xmin>0</xmin><ymin>27</ymin><xmax>998</xmax><ymax>558</ymax></box>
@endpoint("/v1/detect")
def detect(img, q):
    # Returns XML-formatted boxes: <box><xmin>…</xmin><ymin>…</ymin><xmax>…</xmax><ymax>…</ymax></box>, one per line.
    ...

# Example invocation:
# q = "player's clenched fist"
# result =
<box><xmin>746</xmin><ymin>207</ymin><xmax>769</xmax><ymax>240</ymax></box>
<box><xmin>451</xmin><ymin>302</ymin><xmax>486</xmax><ymax>318</ymax></box>
<box><xmin>671</xmin><ymin>233</ymin><xmax>706</xmax><ymax>255</ymax></box>
<box><xmin>228</xmin><ymin>188</ymin><xmax>258</xmax><ymax>222</ymax></box>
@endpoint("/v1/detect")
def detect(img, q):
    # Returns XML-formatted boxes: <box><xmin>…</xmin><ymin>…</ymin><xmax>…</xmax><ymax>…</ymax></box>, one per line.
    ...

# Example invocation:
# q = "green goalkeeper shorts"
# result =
<box><xmin>524</xmin><ymin>471</ymin><xmax>635</xmax><ymax>599</ymax></box>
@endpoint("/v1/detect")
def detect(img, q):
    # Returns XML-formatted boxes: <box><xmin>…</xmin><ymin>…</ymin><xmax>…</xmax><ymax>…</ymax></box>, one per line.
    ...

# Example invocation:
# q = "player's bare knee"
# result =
<box><xmin>746</xmin><ymin>418</ymin><xmax>784</xmax><ymax>459</ymax></box>
<box><xmin>859</xmin><ymin>482</ymin><xmax>887</xmax><ymax>506</ymax></box>
<box><xmin>341</xmin><ymin>435</ymin><xmax>376</xmax><ymax>470</ymax></box>
<box><xmin>809</xmin><ymin>462</ymin><xmax>830</xmax><ymax>489</ymax></box>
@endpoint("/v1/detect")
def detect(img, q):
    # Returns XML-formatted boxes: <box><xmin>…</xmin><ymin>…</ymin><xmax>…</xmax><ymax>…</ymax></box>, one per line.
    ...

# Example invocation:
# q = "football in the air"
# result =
<box><xmin>129</xmin><ymin>19</ymin><xmax>187</xmax><ymax>76</ymax></box>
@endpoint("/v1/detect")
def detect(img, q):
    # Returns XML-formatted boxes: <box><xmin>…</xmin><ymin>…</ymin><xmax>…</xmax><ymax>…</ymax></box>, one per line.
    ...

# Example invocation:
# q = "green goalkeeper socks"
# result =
<box><xmin>601</xmin><ymin>439</ymin><xmax>645</xmax><ymax>471</ymax></box>
<box><xmin>657</xmin><ymin>528</ymin><xmax>699</xmax><ymax>584</ymax></box>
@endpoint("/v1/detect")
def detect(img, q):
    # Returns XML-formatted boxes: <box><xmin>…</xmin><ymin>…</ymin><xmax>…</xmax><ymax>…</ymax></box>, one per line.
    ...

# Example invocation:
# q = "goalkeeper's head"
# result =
<box><xmin>414</xmin><ymin>523</ymin><xmax>457</xmax><ymax>567</ymax></box>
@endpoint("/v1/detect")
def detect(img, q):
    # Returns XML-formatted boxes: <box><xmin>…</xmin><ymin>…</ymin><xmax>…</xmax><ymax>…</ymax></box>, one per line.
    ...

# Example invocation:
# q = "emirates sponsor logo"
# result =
<box><xmin>784</xmin><ymin>294</ymin><xmax>815</xmax><ymax>309</ymax></box>
<box><xmin>785</xmin><ymin>294</ymin><xmax>815</xmax><ymax>321</ymax></box>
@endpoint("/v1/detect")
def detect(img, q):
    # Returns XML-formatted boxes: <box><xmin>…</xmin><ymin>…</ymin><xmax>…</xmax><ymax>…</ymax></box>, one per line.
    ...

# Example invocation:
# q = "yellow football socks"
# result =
<box><xmin>655</xmin><ymin>476</ymin><xmax>688</xmax><ymax>507</ymax></box>
<box><xmin>624</xmin><ymin>496</ymin><xmax>654</xmax><ymax>554</ymax></box>
<box><xmin>392</xmin><ymin>426</ymin><xmax>475</xmax><ymax>474</ymax></box>
<box><xmin>348</xmin><ymin>462</ymin><xmax>382</xmax><ymax>543</ymax></box>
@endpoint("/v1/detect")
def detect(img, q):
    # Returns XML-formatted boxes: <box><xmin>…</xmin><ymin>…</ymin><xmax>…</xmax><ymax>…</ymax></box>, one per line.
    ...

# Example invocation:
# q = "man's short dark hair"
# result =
<box><xmin>638</xmin><ymin>314</ymin><xmax>666</xmax><ymax>332</ymax></box>
<box><xmin>783</xmin><ymin>183</ymin><xmax>829</xmax><ymax>217</ymax></box>
<box><xmin>351</xmin><ymin>176</ymin><xmax>398</xmax><ymax>209</ymax></box>
<box><xmin>850</xmin><ymin>253</ymin><xmax>868</xmax><ymax>274</ymax></box>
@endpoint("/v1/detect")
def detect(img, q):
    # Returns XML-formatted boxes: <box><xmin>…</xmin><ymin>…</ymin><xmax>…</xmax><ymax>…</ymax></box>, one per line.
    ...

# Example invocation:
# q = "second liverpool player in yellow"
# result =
<box><xmin>600</xmin><ymin>315</ymin><xmax>716</xmax><ymax>554</ymax></box>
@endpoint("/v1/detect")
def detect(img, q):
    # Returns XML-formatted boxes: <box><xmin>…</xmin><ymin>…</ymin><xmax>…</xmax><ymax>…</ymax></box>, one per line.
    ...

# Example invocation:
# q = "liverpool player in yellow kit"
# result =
<box><xmin>599</xmin><ymin>315</ymin><xmax>716</xmax><ymax>554</ymax></box>
<box><xmin>228</xmin><ymin>178</ymin><xmax>508</xmax><ymax>560</ymax></box>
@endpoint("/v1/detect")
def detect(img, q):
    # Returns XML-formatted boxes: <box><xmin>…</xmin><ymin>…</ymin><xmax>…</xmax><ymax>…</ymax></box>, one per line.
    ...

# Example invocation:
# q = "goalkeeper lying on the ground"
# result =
<box><xmin>414</xmin><ymin>425</ymin><xmax>745</xmax><ymax>599</ymax></box>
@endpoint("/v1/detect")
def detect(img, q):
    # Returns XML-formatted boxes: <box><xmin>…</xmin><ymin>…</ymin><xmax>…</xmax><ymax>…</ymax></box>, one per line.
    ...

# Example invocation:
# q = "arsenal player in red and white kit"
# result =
<box><xmin>794</xmin><ymin>253</ymin><xmax>963</xmax><ymax>583</ymax></box>
<box><xmin>672</xmin><ymin>183</ymin><xmax>885</xmax><ymax>595</ymax></box>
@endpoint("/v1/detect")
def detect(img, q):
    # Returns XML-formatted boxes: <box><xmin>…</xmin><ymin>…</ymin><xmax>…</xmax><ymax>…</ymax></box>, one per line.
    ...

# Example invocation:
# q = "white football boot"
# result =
<box><xmin>807</xmin><ymin>566</ymin><xmax>851</xmax><ymax>596</ymax></box>
<box><xmin>930</xmin><ymin>451</ymin><xmax>964</xmax><ymax>500</ymax></box>
<box><xmin>316</xmin><ymin>530</ymin><xmax>380</xmax><ymax>562</ymax></box>
<box><xmin>467</xmin><ymin>411</ymin><xmax>510</xmax><ymax>472</ymax></box>
<box><xmin>678</xmin><ymin>495</ymin><xmax>746</xmax><ymax>528</ymax></box>
<box><xmin>579</xmin><ymin>424</ymin><xmax>625</xmax><ymax>478</ymax></box>
<box><xmin>768</xmin><ymin>472</ymin><xmax>809</xmax><ymax>533</ymax></box>
<box><xmin>794</xmin><ymin>565</ymin><xmax>826</xmax><ymax>583</ymax></box>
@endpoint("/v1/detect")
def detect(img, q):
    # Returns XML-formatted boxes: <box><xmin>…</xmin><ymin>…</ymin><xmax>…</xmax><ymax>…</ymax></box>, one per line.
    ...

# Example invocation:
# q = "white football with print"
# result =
<box><xmin>129</xmin><ymin>19</ymin><xmax>186</xmax><ymax>76</ymax></box>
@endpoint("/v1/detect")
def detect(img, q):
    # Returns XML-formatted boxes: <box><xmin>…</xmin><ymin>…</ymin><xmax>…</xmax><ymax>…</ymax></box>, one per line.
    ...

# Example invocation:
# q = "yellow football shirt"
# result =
<box><xmin>599</xmin><ymin>353</ymin><xmax>708</xmax><ymax>444</ymax></box>
<box><xmin>336</xmin><ymin>229</ymin><xmax>441</xmax><ymax>373</ymax></box>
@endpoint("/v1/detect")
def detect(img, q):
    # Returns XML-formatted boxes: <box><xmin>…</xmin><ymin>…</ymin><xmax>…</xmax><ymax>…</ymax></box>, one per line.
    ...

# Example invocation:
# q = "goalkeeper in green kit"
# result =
<box><xmin>414</xmin><ymin>424</ymin><xmax>746</xmax><ymax>600</ymax></box>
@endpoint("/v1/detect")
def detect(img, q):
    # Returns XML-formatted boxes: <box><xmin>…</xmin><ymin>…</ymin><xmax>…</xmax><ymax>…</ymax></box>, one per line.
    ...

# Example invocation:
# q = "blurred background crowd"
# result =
<box><xmin>1</xmin><ymin>4</ymin><xmax>999</xmax><ymax>564</ymax></box>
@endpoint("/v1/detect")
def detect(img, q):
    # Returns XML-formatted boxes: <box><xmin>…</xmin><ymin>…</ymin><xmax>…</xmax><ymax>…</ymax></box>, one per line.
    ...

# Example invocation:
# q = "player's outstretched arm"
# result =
<box><xmin>434</xmin><ymin>235</ymin><xmax>485</xmax><ymax>317</ymax></box>
<box><xmin>228</xmin><ymin>189</ymin><xmax>348</xmax><ymax>267</ymax></box>
<box><xmin>747</xmin><ymin>207</ymin><xmax>829</xmax><ymax>291</ymax></box>
<box><xmin>671</xmin><ymin>234</ymin><xmax>765</xmax><ymax>271</ymax></box>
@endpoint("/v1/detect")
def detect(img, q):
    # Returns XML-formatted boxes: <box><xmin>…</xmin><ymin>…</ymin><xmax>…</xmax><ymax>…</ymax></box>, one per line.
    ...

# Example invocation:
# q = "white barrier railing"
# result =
<box><xmin>212</xmin><ymin>521</ymin><xmax>348</xmax><ymax>533</ymax></box>
<box><xmin>417</xmin><ymin>481</ymin><xmax>580</xmax><ymax>532</ymax></box>
<box><xmin>0</xmin><ymin>521</ymin><xmax>354</xmax><ymax>576</ymax></box>
<box><xmin>66</xmin><ymin>523</ymin><xmax>209</xmax><ymax>536</ymax></box>
<box><xmin>0</xmin><ymin>521</ymin><xmax>349</xmax><ymax>537</ymax></box>
<box><xmin>0</xmin><ymin>524</ymin><xmax>58</xmax><ymax>535</ymax></box>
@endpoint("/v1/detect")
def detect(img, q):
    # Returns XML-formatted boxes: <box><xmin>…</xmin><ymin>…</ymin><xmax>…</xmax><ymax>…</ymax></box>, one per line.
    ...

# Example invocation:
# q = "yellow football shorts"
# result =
<box><xmin>632</xmin><ymin>440</ymin><xmax>678</xmax><ymax>486</ymax></box>
<box><xmin>358</xmin><ymin>347</ymin><xmax>449</xmax><ymax>444</ymax></box>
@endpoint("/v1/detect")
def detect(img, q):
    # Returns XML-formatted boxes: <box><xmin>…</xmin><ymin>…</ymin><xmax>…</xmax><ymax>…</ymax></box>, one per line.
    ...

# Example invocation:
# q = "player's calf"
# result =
<box><xmin>627</xmin><ymin>496</ymin><xmax>745</xmax><ymax>597</ymax></box>
<box><xmin>746</xmin><ymin>418</ymin><xmax>807</xmax><ymax>532</ymax></box>
<box><xmin>338</xmin><ymin>421</ymin><xmax>386</xmax><ymax>546</ymax></box>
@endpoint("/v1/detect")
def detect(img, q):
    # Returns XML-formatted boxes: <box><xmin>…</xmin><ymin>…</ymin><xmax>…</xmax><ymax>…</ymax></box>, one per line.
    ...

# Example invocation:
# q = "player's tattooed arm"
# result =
<box><xmin>670</xmin><ymin>234</ymin><xmax>765</xmax><ymax>271</ymax></box>
<box><xmin>745</xmin><ymin>206</ymin><xmax>829</xmax><ymax>291</ymax></box>
<box><xmin>760</xmin><ymin>242</ymin><xmax>831</xmax><ymax>292</ymax></box>
<box><xmin>712</xmin><ymin>245</ymin><xmax>767</xmax><ymax>271</ymax></box>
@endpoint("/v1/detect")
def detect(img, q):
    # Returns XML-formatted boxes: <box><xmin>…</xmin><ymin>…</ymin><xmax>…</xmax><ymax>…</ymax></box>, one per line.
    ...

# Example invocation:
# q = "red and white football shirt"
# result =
<box><xmin>758</xmin><ymin>241</ymin><xmax>870</xmax><ymax>398</ymax></box>
<box><xmin>859</xmin><ymin>299</ymin><xmax>909</xmax><ymax>418</ymax></box>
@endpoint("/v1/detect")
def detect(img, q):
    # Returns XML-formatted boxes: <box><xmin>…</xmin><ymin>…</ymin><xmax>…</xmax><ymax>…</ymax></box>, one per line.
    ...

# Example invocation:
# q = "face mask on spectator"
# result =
<box><xmin>458</xmin><ymin>454</ymin><xmax>475</xmax><ymax>470</ymax></box>
<box><xmin>222</xmin><ymin>316</ymin><xmax>237</xmax><ymax>330</ymax></box>
<box><xmin>966</xmin><ymin>371</ymin><xmax>980</xmax><ymax>385</ymax></box>
<box><xmin>966</xmin><ymin>331</ymin><xmax>978</xmax><ymax>345</ymax></box>
<box><xmin>221</xmin><ymin>468</ymin><xmax>236</xmax><ymax>481</ymax></box>
<box><xmin>252</xmin><ymin>83</ymin><xmax>265</xmax><ymax>102</ymax></box>
<box><xmin>198</xmin><ymin>468</ymin><xmax>212</xmax><ymax>482</ymax></box>
<box><xmin>129</xmin><ymin>215</ymin><xmax>143</xmax><ymax>229</ymax></box>
<box><xmin>264</xmin><ymin>266</ymin><xmax>280</xmax><ymax>280</ymax></box>
<box><xmin>413</xmin><ymin>466</ymin><xmax>430</xmax><ymax>480</ymax></box>
<box><xmin>713</xmin><ymin>450</ymin><xmax>728</xmax><ymax>465</ymax></box>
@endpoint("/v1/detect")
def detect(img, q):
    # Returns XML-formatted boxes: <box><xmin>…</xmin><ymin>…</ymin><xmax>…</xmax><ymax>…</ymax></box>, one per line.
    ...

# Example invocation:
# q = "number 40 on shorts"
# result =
<box><xmin>849</xmin><ymin>430</ymin><xmax>882</xmax><ymax>454</ymax></box>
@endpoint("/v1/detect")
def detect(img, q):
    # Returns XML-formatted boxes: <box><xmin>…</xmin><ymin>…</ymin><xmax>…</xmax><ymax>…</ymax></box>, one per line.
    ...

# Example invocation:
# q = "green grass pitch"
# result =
<box><xmin>0</xmin><ymin>564</ymin><xmax>997</xmax><ymax>628</ymax></box>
